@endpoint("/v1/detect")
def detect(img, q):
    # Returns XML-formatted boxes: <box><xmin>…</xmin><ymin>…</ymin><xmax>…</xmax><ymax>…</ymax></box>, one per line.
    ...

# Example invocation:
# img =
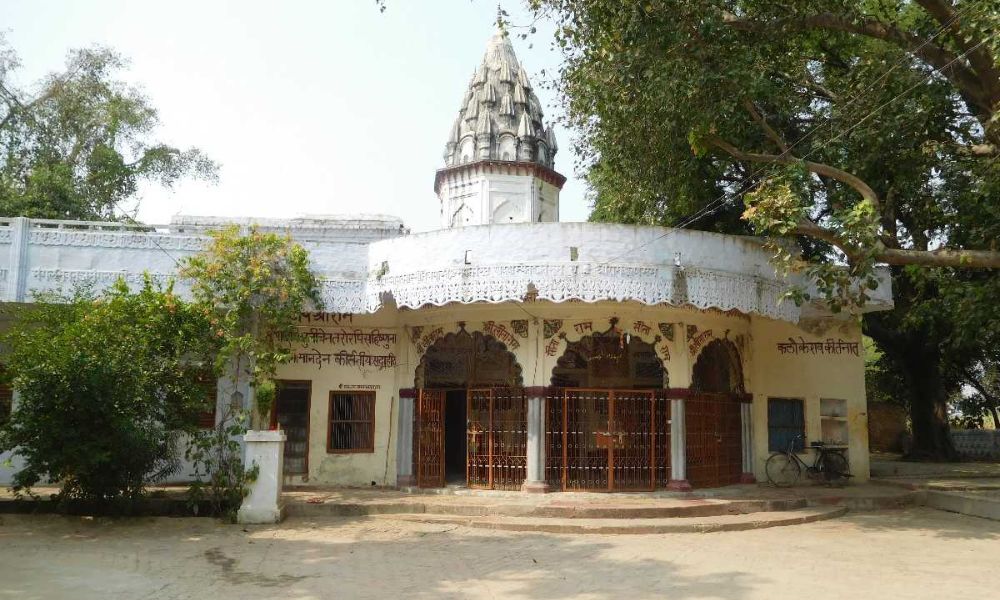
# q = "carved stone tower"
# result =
<box><xmin>434</xmin><ymin>30</ymin><xmax>566</xmax><ymax>229</ymax></box>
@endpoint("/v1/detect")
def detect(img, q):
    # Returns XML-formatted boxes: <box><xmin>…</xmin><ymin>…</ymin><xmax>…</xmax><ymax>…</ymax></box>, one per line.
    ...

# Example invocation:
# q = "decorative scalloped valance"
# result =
<box><xmin>316</xmin><ymin>263</ymin><xmax>800</xmax><ymax>322</ymax></box>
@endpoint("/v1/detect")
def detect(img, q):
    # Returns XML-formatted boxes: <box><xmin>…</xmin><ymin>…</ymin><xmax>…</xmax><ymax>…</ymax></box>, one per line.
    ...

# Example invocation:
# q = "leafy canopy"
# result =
<box><xmin>0</xmin><ymin>36</ymin><xmax>217</xmax><ymax>221</ymax></box>
<box><xmin>526</xmin><ymin>0</ymin><xmax>1000</xmax><ymax>457</ymax></box>
<box><xmin>180</xmin><ymin>225</ymin><xmax>322</xmax><ymax>425</ymax></box>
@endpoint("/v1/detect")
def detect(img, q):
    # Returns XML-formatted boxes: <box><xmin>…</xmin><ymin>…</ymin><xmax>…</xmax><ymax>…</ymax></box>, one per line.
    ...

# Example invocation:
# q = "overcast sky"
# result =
<box><xmin>1</xmin><ymin>0</ymin><xmax>589</xmax><ymax>231</ymax></box>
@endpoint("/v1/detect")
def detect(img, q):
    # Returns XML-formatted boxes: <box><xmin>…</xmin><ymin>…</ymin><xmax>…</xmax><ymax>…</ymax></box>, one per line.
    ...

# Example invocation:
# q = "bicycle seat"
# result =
<box><xmin>810</xmin><ymin>441</ymin><xmax>825</xmax><ymax>447</ymax></box>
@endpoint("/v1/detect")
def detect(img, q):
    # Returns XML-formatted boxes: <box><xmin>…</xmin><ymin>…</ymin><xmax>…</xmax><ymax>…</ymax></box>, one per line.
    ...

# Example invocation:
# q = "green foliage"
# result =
<box><xmin>531</xmin><ymin>0</ymin><xmax>1000</xmax><ymax>458</ymax></box>
<box><xmin>0</xmin><ymin>278</ymin><xmax>217</xmax><ymax>504</ymax></box>
<box><xmin>179</xmin><ymin>226</ymin><xmax>320</xmax><ymax>517</ymax></box>
<box><xmin>185</xmin><ymin>412</ymin><xmax>258</xmax><ymax>522</ymax></box>
<box><xmin>180</xmin><ymin>225</ymin><xmax>322</xmax><ymax>426</ymax></box>
<box><xmin>0</xmin><ymin>36</ymin><xmax>217</xmax><ymax>221</ymax></box>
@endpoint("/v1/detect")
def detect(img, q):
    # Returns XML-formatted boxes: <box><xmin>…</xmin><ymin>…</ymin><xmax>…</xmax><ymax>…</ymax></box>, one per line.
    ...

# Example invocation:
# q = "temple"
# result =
<box><xmin>0</xmin><ymin>31</ymin><xmax>892</xmax><ymax>494</ymax></box>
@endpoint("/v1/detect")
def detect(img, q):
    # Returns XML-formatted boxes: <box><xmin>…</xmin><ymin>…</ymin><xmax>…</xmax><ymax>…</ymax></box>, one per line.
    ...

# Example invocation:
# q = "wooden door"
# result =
<box><xmin>273</xmin><ymin>381</ymin><xmax>311</xmax><ymax>476</ymax></box>
<box><xmin>415</xmin><ymin>389</ymin><xmax>445</xmax><ymax>488</ymax></box>
<box><xmin>686</xmin><ymin>393</ymin><xmax>743</xmax><ymax>488</ymax></box>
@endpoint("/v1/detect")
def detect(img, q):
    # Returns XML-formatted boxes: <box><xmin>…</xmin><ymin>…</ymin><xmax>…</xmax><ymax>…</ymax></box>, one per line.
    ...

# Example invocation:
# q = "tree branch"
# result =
<box><xmin>706</xmin><ymin>135</ymin><xmax>881</xmax><ymax>209</ymax></box>
<box><xmin>743</xmin><ymin>99</ymin><xmax>790</xmax><ymax>153</ymax></box>
<box><xmin>792</xmin><ymin>219</ymin><xmax>1000</xmax><ymax>268</ymax></box>
<box><xmin>723</xmin><ymin>11</ymin><xmax>996</xmax><ymax>118</ymax></box>
<box><xmin>914</xmin><ymin>0</ymin><xmax>1000</xmax><ymax>101</ymax></box>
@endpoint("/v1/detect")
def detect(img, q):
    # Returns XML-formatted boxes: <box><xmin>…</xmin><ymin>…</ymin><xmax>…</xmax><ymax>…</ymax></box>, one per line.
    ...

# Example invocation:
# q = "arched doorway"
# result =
<box><xmin>413</xmin><ymin>330</ymin><xmax>525</xmax><ymax>489</ymax></box>
<box><xmin>687</xmin><ymin>338</ymin><xmax>745</xmax><ymax>488</ymax></box>
<box><xmin>546</xmin><ymin>327</ymin><xmax>670</xmax><ymax>491</ymax></box>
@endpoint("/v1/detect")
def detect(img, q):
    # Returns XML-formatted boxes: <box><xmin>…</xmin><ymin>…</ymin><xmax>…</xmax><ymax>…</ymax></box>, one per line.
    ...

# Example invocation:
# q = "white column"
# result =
<box><xmin>741</xmin><ymin>401</ymin><xmax>756</xmax><ymax>482</ymax></box>
<box><xmin>237</xmin><ymin>430</ymin><xmax>286</xmax><ymax>524</ymax></box>
<box><xmin>667</xmin><ymin>397</ymin><xmax>691</xmax><ymax>490</ymax></box>
<box><xmin>6</xmin><ymin>217</ymin><xmax>29</xmax><ymax>302</ymax></box>
<box><xmin>522</xmin><ymin>394</ymin><xmax>548</xmax><ymax>493</ymax></box>
<box><xmin>396</xmin><ymin>396</ymin><xmax>415</xmax><ymax>487</ymax></box>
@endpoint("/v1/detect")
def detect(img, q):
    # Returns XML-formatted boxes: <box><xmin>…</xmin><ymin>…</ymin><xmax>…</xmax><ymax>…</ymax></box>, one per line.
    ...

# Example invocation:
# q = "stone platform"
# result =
<box><xmin>282</xmin><ymin>483</ymin><xmax>917</xmax><ymax>534</ymax></box>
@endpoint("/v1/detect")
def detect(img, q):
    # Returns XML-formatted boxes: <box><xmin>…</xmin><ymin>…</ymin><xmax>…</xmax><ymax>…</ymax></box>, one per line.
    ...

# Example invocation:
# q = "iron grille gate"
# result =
<box><xmin>686</xmin><ymin>392</ymin><xmax>743</xmax><ymax>488</ymax></box>
<box><xmin>545</xmin><ymin>388</ymin><xmax>661</xmax><ymax>492</ymax></box>
<box><xmin>415</xmin><ymin>389</ymin><xmax>445</xmax><ymax>488</ymax></box>
<box><xmin>467</xmin><ymin>388</ymin><xmax>527</xmax><ymax>491</ymax></box>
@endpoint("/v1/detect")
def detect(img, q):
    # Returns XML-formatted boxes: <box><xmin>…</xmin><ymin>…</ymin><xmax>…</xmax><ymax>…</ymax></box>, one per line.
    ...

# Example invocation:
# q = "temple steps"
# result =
<box><xmin>283</xmin><ymin>487</ymin><xmax>919</xmax><ymax>528</ymax></box>
<box><xmin>367</xmin><ymin>505</ymin><xmax>848</xmax><ymax>534</ymax></box>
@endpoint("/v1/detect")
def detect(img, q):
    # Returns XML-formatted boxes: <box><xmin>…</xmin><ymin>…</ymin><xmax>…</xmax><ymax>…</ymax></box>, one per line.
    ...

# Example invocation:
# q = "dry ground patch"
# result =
<box><xmin>0</xmin><ymin>508</ymin><xmax>996</xmax><ymax>599</ymax></box>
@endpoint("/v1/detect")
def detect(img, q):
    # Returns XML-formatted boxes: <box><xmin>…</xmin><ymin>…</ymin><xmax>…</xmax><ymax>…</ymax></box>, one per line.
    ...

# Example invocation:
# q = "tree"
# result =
<box><xmin>180</xmin><ymin>225</ymin><xmax>322</xmax><ymax>429</ymax></box>
<box><xmin>527</xmin><ymin>0</ymin><xmax>1000</xmax><ymax>458</ymax></box>
<box><xmin>0</xmin><ymin>279</ymin><xmax>217</xmax><ymax>505</ymax></box>
<box><xmin>0</xmin><ymin>36</ymin><xmax>217</xmax><ymax>221</ymax></box>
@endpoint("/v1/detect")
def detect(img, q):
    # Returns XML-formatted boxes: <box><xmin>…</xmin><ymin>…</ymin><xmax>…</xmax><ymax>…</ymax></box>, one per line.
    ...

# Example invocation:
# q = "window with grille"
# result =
<box><xmin>195</xmin><ymin>372</ymin><xmax>217</xmax><ymax>429</ymax></box>
<box><xmin>0</xmin><ymin>384</ymin><xmax>11</xmax><ymax>424</ymax></box>
<box><xmin>768</xmin><ymin>398</ymin><xmax>805</xmax><ymax>452</ymax></box>
<box><xmin>328</xmin><ymin>391</ymin><xmax>375</xmax><ymax>453</ymax></box>
<box><xmin>0</xmin><ymin>363</ymin><xmax>11</xmax><ymax>424</ymax></box>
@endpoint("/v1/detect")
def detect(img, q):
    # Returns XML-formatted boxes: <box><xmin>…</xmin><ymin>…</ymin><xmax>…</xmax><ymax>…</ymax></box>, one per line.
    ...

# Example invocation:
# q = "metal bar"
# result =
<box><xmin>650</xmin><ymin>394</ymin><xmax>655</xmax><ymax>491</ymax></box>
<box><xmin>417</xmin><ymin>391</ymin><xmax>423</xmax><ymax>487</ymax></box>
<box><xmin>466</xmin><ymin>389</ymin><xmax>472</xmax><ymax>487</ymax></box>
<box><xmin>488</xmin><ymin>389</ymin><xmax>494</xmax><ymax>490</ymax></box>
<box><xmin>607</xmin><ymin>391</ymin><xmax>615</xmax><ymax>491</ymax></box>
<box><xmin>562</xmin><ymin>390</ymin><xmax>568</xmax><ymax>492</ymax></box>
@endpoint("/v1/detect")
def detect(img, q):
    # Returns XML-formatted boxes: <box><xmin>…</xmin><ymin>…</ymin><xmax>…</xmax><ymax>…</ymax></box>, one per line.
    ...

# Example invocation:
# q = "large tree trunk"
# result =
<box><xmin>864</xmin><ymin>314</ymin><xmax>957</xmax><ymax>461</ymax></box>
<box><xmin>901</xmin><ymin>346</ymin><xmax>957</xmax><ymax>461</ymax></box>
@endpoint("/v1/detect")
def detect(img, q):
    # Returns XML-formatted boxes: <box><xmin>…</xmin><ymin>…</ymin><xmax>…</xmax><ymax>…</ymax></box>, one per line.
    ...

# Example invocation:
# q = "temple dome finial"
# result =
<box><xmin>442</xmin><ymin>27</ymin><xmax>557</xmax><ymax>170</ymax></box>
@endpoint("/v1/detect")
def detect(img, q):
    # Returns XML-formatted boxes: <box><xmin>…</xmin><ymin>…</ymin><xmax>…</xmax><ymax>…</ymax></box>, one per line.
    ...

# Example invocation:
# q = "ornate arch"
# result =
<box><xmin>691</xmin><ymin>338</ymin><xmax>744</xmax><ymax>394</ymax></box>
<box><xmin>415</xmin><ymin>329</ymin><xmax>523</xmax><ymax>389</ymax></box>
<box><xmin>550</xmin><ymin>324</ymin><xmax>668</xmax><ymax>389</ymax></box>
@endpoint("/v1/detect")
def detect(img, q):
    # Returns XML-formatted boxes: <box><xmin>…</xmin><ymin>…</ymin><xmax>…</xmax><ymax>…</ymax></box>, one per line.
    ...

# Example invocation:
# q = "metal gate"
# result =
<box><xmin>467</xmin><ymin>388</ymin><xmax>527</xmax><ymax>491</ymax></box>
<box><xmin>548</xmin><ymin>388</ymin><xmax>658</xmax><ymax>492</ymax></box>
<box><xmin>686</xmin><ymin>392</ymin><xmax>743</xmax><ymax>488</ymax></box>
<box><xmin>415</xmin><ymin>389</ymin><xmax>445</xmax><ymax>488</ymax></box>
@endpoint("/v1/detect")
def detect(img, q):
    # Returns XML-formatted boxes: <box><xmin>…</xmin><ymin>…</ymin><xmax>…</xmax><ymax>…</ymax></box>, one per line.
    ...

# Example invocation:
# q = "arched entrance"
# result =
<box><xmin>413</xmin><ymin>330</ymin><xmax>525</xmax><ymax>489</ymax></box>
<box><xmin>546</xmin><ymin>327</ymin><xmax>670</xmax><ymax>491</ymax></box>
<box><xmin>687</xmin><ymin>338</ymin><xmax>745</xmax><ymax>488</ymax></box>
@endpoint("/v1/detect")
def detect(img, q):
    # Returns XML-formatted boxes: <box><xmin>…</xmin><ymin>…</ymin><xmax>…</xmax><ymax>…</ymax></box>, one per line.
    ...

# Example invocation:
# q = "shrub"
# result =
<box><xmin>0</xmin><ymin>278</ymin><xmax>216</xmax><ymax>505</ymax></box>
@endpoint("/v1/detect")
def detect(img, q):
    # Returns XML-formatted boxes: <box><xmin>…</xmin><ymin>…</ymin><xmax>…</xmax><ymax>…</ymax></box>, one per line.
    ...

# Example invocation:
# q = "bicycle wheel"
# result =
<box><xmin>766</xmin><ymin>453</ymin><xmax>801</xmax><ymax>487</ymax></box>
<box><xmin>821</xmin><ymin>452</ymin><xmax>850</xmax><ymax>484</ymax></box>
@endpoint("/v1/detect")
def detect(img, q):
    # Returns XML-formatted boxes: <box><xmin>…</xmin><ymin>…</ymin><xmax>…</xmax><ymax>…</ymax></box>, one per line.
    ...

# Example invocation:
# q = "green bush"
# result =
<box><xmin>0</xmin><ymin>278</ymin><xmax>217</xmax><ymax>505</ymax></box>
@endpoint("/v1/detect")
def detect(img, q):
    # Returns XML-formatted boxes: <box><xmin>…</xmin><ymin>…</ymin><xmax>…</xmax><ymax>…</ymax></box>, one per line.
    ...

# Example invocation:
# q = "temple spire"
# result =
<box><xmin>441</xmin><ymin>27</ymin><xmax>557</xmax><ymax>170</ymax></box>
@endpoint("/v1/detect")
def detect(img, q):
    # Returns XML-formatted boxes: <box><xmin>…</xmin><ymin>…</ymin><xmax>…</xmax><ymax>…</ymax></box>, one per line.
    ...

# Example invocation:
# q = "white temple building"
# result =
<box><xmin>0</xmin><ymin>31</ymin><xmax>892</xmax><ymax>495</ymax></box>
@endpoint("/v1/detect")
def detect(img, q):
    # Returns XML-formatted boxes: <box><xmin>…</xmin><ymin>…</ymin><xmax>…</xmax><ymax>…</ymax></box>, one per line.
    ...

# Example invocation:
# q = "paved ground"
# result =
<box><xmin>870</xmin><ymin>453</ymin><xmax>1000</xmax><ymax>479</ymax></box>
<box><xmin>1</xmin><ymin>508</ymin><xmax>997</xmax><ymax>600</ymax></box>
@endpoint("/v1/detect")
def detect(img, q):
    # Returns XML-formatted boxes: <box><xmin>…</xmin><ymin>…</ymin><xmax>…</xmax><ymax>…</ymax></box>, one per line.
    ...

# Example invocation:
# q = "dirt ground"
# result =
<box><xmin>0</xmin><ymin>508</ymin><xmax>996</xmax><ymax>600</ymax></box>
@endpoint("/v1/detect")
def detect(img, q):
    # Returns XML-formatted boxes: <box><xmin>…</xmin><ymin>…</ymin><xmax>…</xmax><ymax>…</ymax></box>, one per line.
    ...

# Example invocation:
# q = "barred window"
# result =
<box><xmin>0</xmin><ymin>364</ymin><xmax>11</xmax><ymax>424</ymax></box>
<box><xmin>768</xmin><ymin>398</ymin><xmax>805</xmax><ymax>453</ymax></box>
<box><xmin>195</xmin><ymin>372</ymin><xmax>217</xmax><ymax>429</ymax></box>
<box><xmin>0</xmin><ymin>384</ymin><xmax>11</xmax><ymax>424</ymax></box>
<box><xmin>328</xmin><ymin>391</ymin><xmax>375</xmax><ymax>453</ymax></box>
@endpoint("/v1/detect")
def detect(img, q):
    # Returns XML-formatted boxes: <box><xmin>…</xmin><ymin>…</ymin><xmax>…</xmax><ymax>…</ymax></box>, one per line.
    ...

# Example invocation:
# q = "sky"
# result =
<box><xmin>0</xmin><ymin>0</ymin><xmax>590</xmax><ymax>232</ymax></box>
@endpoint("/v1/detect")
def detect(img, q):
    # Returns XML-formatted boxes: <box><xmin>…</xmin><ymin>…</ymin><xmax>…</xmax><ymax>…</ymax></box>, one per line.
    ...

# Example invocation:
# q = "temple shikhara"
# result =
<box><xmin>0</xmin><ymin>31</ymin><xmax>892</xmax><ymax>497</ymax></box>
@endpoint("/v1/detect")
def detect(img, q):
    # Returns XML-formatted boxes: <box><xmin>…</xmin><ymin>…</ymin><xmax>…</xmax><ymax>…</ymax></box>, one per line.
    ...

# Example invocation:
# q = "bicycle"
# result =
<box><xmin>765</xmin><ymin>435</ymin><xmax>852</xmax><ymax>487</ymax></box>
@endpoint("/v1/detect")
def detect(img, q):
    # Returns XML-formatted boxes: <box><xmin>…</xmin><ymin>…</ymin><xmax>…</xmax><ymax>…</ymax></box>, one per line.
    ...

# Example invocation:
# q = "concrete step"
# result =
<box><xmin>284</xmin><ymin>490</ymin><xmax>918</xmax><ymax>519</ymax></box>
<box><xmin>287</xmin><ymin>498</ymin><xmax>805</xmax><ymax>519</ymax></box>
<box><xmin>924</xmin><ymin>490</ymin><xmax>1000</xmax><ymax>521</ymax></box>
<box><xmin>373</xmin><ymin>506</ymin><xmax>849</xmax><ymax>534</ymax></box>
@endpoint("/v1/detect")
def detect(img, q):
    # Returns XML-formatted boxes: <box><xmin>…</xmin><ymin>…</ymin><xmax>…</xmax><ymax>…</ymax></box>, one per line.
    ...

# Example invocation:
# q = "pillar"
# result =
<box><xmin>237</xmin><ymin>430</ymin><xmax>286</xmax><ymax>524</ymax></box>
<box><xmin>6</xmin><ymin>217</ymin><xmax>29</xmax><ymax>302</ymax></box>
<box><xmin>667</xmin><ymin>397</ymin><xmax>692</xmax><ymax>491</ymax></box>
<box><xmin>740</xmin><ymin>400</ymin><xmax>756</xmax><ymax>483</ymax></box>
<box><xmin>522</xmin><ymin>393</ymin><xmax>548</xmax><ymax>493</ymax></box>
<box><xmin>396</xmin><ymin>395</ymin><xmax>415</xmax><ymax>487</ymax></box>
